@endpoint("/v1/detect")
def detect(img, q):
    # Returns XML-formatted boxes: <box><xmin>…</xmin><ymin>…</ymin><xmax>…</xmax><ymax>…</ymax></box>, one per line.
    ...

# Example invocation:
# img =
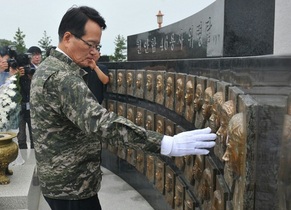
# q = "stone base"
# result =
<box><xmin>0</xmin><ymin>149</ymin><xmax>40</xmax><ymax>210</ymax></box>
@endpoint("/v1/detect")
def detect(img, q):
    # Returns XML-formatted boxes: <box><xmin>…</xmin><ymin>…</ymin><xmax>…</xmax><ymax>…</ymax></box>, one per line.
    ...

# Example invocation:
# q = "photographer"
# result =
<box><xmin>17</xmin><ymin>46</ymin><xmax>42</xmax><ymax>149</ymax></box>
<box><xmin>0</xmin><ymin>46</ymin><xmax>19</xmax><ymax>85</ymax></box>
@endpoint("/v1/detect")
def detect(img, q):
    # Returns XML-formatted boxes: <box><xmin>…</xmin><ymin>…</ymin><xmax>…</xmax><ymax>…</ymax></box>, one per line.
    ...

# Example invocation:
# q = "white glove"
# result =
<box><xmin>161</xmin><ymin>127</ymin><xmax>216</xmax><ymax>157</ymax></box>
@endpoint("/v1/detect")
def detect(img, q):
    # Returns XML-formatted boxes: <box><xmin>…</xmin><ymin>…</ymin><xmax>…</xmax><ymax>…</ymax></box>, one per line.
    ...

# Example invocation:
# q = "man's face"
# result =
<box><xmin>65</xmin><ymin>19</ymin><xmax>102</xmax><ymax>68</ymax></box>
<box><xmin>31</xmin><ymin>53</ymin><xmax>42</xmax><ymax>66</ymax></box>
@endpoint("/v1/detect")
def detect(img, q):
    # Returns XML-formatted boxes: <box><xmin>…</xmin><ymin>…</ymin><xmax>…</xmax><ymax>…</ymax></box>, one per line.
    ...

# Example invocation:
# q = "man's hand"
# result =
<box><xmin>161</xmin><ymin>127</ymin><xmax>216</xmax><ymax>157</ymax></box>
<box><xmin>87</xmin><ymin>58</ymin><xmax>98</xmax><ymax>70</ymax></box>
<box><xmin>18</xmin><ymin>67</ymin><xmax>25</xmax><ymax>77</ymax></box>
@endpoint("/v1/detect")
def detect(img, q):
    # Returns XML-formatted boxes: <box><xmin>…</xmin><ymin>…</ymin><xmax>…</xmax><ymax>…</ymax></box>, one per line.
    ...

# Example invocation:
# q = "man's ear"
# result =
<box><xmin>63</xmin><ymin>32</ymin><xmax>74</xmax><ymax>46</ymax></box>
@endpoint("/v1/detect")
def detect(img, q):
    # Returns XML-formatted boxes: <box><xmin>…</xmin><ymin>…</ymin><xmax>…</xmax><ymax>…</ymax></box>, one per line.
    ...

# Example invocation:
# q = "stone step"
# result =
<box><xmin>0</xmin><ymin>149</ymin><xmax>40</xmax><ymax>210</ymax></box>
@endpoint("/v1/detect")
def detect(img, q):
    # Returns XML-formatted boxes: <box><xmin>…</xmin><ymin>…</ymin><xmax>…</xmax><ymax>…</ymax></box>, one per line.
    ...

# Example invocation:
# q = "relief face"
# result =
<box><xmin>107</xmin><ymin>70</ymin><xmax>116</xmax><ymax>93</ymax></box>
<box><xmin>126</xmin><ymin>71</ymin><xmax>134</xmax><ymax>96</ymax></box>
<box><xmin>145</xmin><ymin>111</ymin><xmax>154</xmax><ymax>131</ymax></box>
<box><xmin>211</xmin><ymin>190</ymin><xmax>224</xmax><ymax>210</ymax></box>
<box><xmin>174</xmin><ymin>178</ymin><xmax>185</xmax><ymax>210</ymax></box>
<box><xmin>194</xmin><ymin>84</ymin><xmax>203</xmax><ymax>112</ymax></box>
<box><xmin>175</xmin><ymin>76</ymin><xmax>185</xmax><ymax>115</ymax></box>
<box><xmin>165</xmin><ymin>74</ymin><xmax>175</xmax><ymax>110</ymax></box>
<box><xmin>117</xmin><ymin>102</ymin><xmax>126</xmax><ymax>117</ymax></box>
<box><xmin>165</xmin><ymin>166</ymin><xmax>175</xmax><ymax>208</ymax></box>
<box><xmin>136</xmin><ymin>150</ymin><xmax>145</xmax><ymax>174</ymax></box>
<box><xmin>117</xmin><ymin>70</ymin><xmax>126</xmax><ymax>94</ymax></box>
<box><xmin>193</xmin><ymin>155</ymin><xmax>205</xmax><ymax>192</ymax></box>
<box><xmin>156</xmin><ymin>117</ymin><xmax>164</xmax><ymax>134</ymax></box>
<box><xmin>222</xmin><ymin>112</ymin><xmax>245</xmax><ymax>178</ymax></box>
<box><xmin>155</xmin><ymin>158</ymin><xmax>165</xmax><ymax>194</ymax></box>
<box><xmin>107</xmin><ymin>100</ymin><xmax>116</xmax><ymax>113</ymax></box>
<box><xmin>126</xmin><ymin>72</ymin><xmax>133</xmax><ymax>88</ymax></box>
<box><xmin>126</xmin><ymin>105</ymin><xmax>135</xmax><ymax>123</ymax></box>
<box><xmin>184</xmin><ymin>190</ymin><xmax>196</xmax><ymax>210</ymax></box>
<box><xmin>222</xmin><ymin>112</ymin><xmax>246</xmax><ymax>210</ymax></box>
<box><xmin>202</xmin><ymin>87</ymin><xmax>213</xmax><ymax>121</ymax></box>
<box><xmin>198</xmin><ymin>168</ymin><xmax>212</xmax><ymax>202</ymax></box>
<box><xmin>135</xmin><ymin>108</ymin><xmax>145</xmax><ymax>127</ymax></box>
<box><xmin>146</xmin><ymin>155</ymin><xmax>155</xmax><ymax>183</ymax></box>
<box><xmin>145</xmin><ymin>71</ymin><xmax>155</xmax><ymax>101</ymax></box>
<box><xmin>209</xmin><ymin>92</ymin><xmax>224</xmax><ymax>133</ymax></box>
<box><xmin>135</xmin><ymin>71</ymin><xmax>144</xmax><ymax>99</ymax></box>
<box><xmin>127</xmin><ymin>148</ymin><xmax>136</xmax><ymax>166</ymax></box>
<box><xmin>155</xmin><ymin>73</ymin><xmax>165</xmax><ymax>105</ymax></box>
<box><xmin>184</xmin><ymin>155</ymin><xmax>195</xmax><ymax>185</ymax></box>
<box><xmin>185</xmin><ymin>78</ymin><xmax>195</xmax><ymax>123</ymax></box>
<box><xmin>194</xmin><ymin>82</ymin><xmax>205</xmax><ymax>129</ymax></box>
<box><xmin>165</xmin><ymin>119</ymin><xmax>175</xmax><ymax>136</ymax></box>
<box><xmin>215</xmin><ymin>100</ymin><xmax>235</xmax><ymax>161</ymax></box>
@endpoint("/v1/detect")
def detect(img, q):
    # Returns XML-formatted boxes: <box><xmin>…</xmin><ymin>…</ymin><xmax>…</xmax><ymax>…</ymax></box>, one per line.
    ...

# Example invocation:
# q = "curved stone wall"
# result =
<box><xmin>100</xmin><ymin>55</ymin><xmax>291</xmax><ymax>210</ymax></box>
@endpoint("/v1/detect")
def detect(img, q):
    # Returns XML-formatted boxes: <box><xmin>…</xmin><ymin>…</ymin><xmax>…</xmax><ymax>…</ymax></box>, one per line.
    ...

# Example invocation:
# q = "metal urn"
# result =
<box><xmin>0</xmin><ymin>132</ymin><xmax>18</xmax><ymax>184</ymax></box>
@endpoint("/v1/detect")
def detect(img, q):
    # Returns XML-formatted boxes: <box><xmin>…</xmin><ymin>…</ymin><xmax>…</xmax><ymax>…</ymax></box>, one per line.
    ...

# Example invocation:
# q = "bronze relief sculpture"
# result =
<box><xmin>135</xmin><ymin>108</ymin><xmax>145</xmax><ymax>127</ymax></box>
<box><xmin>145</xmin><ymin>110</ymin><xmax>155</xmax><ymax>131</ymax></box>
<box><xmin>209</xmin><ymin>91</ymin><xmax>224</xmax><ymax>133</ymax></box>
<box><xmin>184</xmin><ymin>78</ymin><xmax>195</xmax><ymax>123</ymax></box>
<box><xmin>117</xmin><ymin>70</ymin><xmax>126</xmax><ymax>94</ymax></box>
<box><xmin>202</xmin><ymin>87</ymin><xmax>214</xmax><ymax>128</ymax></box>
<box><xmin>155</xmin><ymin>72</ymin><xmax>165</xmax><ymax>105</ymax></box>
<box><xmin>222</xmin><ymin>112</ymin><xmax>246</xmax><ymax>210</ymax></box>
<box><xmin>135</xmin><ymin>71</ymin><xmax>144</xmax><ymax>99</ymax></box>
<box><xmin>145</xmin><ymin>71</ymin><xmax>155</xmax><ymax>101</ymax></box>
<box><xmin>194</xmin><ymin>83</ymin><xmax>204</xmax><ymax>128</ymax></box>
<box><xmin>126</xmin><ymin>71</ymin><xmax>134</xmax><ymax>96</ymax></box>
<box><xmin>215</xmin><ymin>100</ymin><xmax>235</xmax><ymax>161</ymax></box>
<box><xmin>155</xmin><ymin>158</ymin><xmax>165</xmax><ymax>194</ymax></box>
<box><xmin>165</xmin><ymin>73</ymin><xmax>175</xmax><ymax>111</ymax></box>
<box><xmin>175</xmin><ymin>76</ymin><xmax>185</xmax><ymax>116</ymax></box>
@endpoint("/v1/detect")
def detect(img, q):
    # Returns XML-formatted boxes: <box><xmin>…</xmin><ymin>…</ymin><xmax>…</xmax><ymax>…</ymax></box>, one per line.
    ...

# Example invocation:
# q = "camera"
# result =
<box><xmin>6</xmin><ymin>46</ymin><xmax>35</xmax><ymax>75</ymax></box>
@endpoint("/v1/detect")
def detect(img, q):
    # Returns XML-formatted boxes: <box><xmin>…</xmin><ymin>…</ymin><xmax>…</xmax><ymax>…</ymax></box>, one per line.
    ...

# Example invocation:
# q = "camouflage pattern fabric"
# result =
<box><xmin>30</xmin><ymin>49</ymin><xmax>163</xmax><ymax>200</ymax></box>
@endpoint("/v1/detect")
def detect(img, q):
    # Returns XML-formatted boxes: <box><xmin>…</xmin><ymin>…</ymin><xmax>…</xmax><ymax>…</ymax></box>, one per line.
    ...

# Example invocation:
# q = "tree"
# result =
<box><xmin>13</xmin><ymin>27</ymin><xmax>26</xmax><ymax>53</ymax></box>
<box><xmin>38</xmin><ymin>30</ymin><xmax>52</xmax><ymax>57</ymax></box>
<box><xmin>0</xmin><ymin>39</ymin><xmax>15</xmax><ymax>49</ymax></box>
<box><xmin>110</xmin><ymin>34</ymin><xmax>127</xmax><ymax>62</ymax></box>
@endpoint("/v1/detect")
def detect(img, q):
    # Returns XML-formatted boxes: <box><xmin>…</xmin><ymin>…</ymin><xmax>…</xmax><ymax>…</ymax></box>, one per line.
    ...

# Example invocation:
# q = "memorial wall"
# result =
<box><xmin>100</xmin><ymin>0</ymin><xmax>291</xmax><ymax>209</ymax></box>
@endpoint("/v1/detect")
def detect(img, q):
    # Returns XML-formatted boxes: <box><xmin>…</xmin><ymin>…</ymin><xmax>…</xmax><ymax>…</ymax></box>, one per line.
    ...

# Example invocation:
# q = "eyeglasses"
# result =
<box><xmin>72</xmin><ymin>34</ymin><xmax>102</xmax><ymax>52</ymax></box>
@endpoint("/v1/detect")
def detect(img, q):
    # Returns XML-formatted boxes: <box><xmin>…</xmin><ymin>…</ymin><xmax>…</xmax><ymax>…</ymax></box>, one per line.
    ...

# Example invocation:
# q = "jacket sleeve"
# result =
<box><xmin>54</xmin><ymin>71</ymin><xmax>164</xmax><ymax>153</ymax></box>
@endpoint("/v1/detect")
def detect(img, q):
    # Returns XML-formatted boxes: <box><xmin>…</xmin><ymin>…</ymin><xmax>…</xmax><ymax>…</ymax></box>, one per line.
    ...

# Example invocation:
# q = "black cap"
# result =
<box><xmin>27</xmin><ymin>46</ymin><xmax>42</xmax><ymax>54</ymax></box>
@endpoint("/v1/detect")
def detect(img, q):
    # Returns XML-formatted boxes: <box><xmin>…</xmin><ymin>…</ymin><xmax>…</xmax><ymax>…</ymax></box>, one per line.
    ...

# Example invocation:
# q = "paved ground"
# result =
<box><xmin>20</xmin><ymin>126</ymin><xmax>154</xmax><ymax>210</ymax></box>
<box><xmin>38</xmin><ymin>167</ymin><xmax>154</xmax><ymax>210</ymax></box>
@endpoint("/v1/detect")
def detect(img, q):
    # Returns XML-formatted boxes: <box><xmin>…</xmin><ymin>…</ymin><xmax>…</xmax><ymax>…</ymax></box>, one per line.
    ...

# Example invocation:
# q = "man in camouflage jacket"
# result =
<box><xmin>30</xmin><ymin>6</ymin><xmax>216</xmax><ymax>210</ymax></box>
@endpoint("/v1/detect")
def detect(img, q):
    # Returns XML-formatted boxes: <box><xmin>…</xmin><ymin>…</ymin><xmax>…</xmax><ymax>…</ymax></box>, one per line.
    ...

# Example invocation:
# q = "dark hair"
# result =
<box><xmin>58</xmin><ymin>6</ymin><xmax>106</xmax><ymax>42</ymax></box>
<box><xmin>0</xmin><ymin>46</ymin><xmax>9</xmax><ymax>56</ymax></box>
<box><xmin>27</xmin><ymin>46</ymin><xmax>42</xmax><ymax>54</ymax></box>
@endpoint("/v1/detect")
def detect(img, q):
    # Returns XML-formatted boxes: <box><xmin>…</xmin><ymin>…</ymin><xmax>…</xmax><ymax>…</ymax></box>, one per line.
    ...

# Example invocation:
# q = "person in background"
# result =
<box><xmin>0</xmin><ymin>46</ymin><xmax>19</xmax><ymax>85</ymax></box>
<box><xmin>17</xmin><ymin>46</ymin><xmax>42</xmax><ymax>149</ymax></box>
<box><xmin>28</xmin><ymin>46</ymin><xmax>42</xmax><ymax>68</ymax></box>
<box><xmin>30</xmin><ymin>6</ymin><xmax>216</xmax><ymax>210</ymax></box>
<box><xmin>84</xmin><ymin>49</ymin><xmax>109</xmax><ymax>104</ymax></box>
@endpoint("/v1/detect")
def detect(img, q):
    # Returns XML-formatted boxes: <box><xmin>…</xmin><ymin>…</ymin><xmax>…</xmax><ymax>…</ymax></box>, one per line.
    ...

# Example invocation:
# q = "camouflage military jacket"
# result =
<box><xmin>30</xmin><ymin>49</ymin><xmax>163</xmax><ymax>200</ymax></box>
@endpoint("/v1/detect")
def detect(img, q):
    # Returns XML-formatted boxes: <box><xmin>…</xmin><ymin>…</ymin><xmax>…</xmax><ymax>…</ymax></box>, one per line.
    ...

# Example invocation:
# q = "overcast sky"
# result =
<box><xmin>0</xmin><ymin>0</ymin><xmax>215</xmax><ymax>55</ymax></box>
